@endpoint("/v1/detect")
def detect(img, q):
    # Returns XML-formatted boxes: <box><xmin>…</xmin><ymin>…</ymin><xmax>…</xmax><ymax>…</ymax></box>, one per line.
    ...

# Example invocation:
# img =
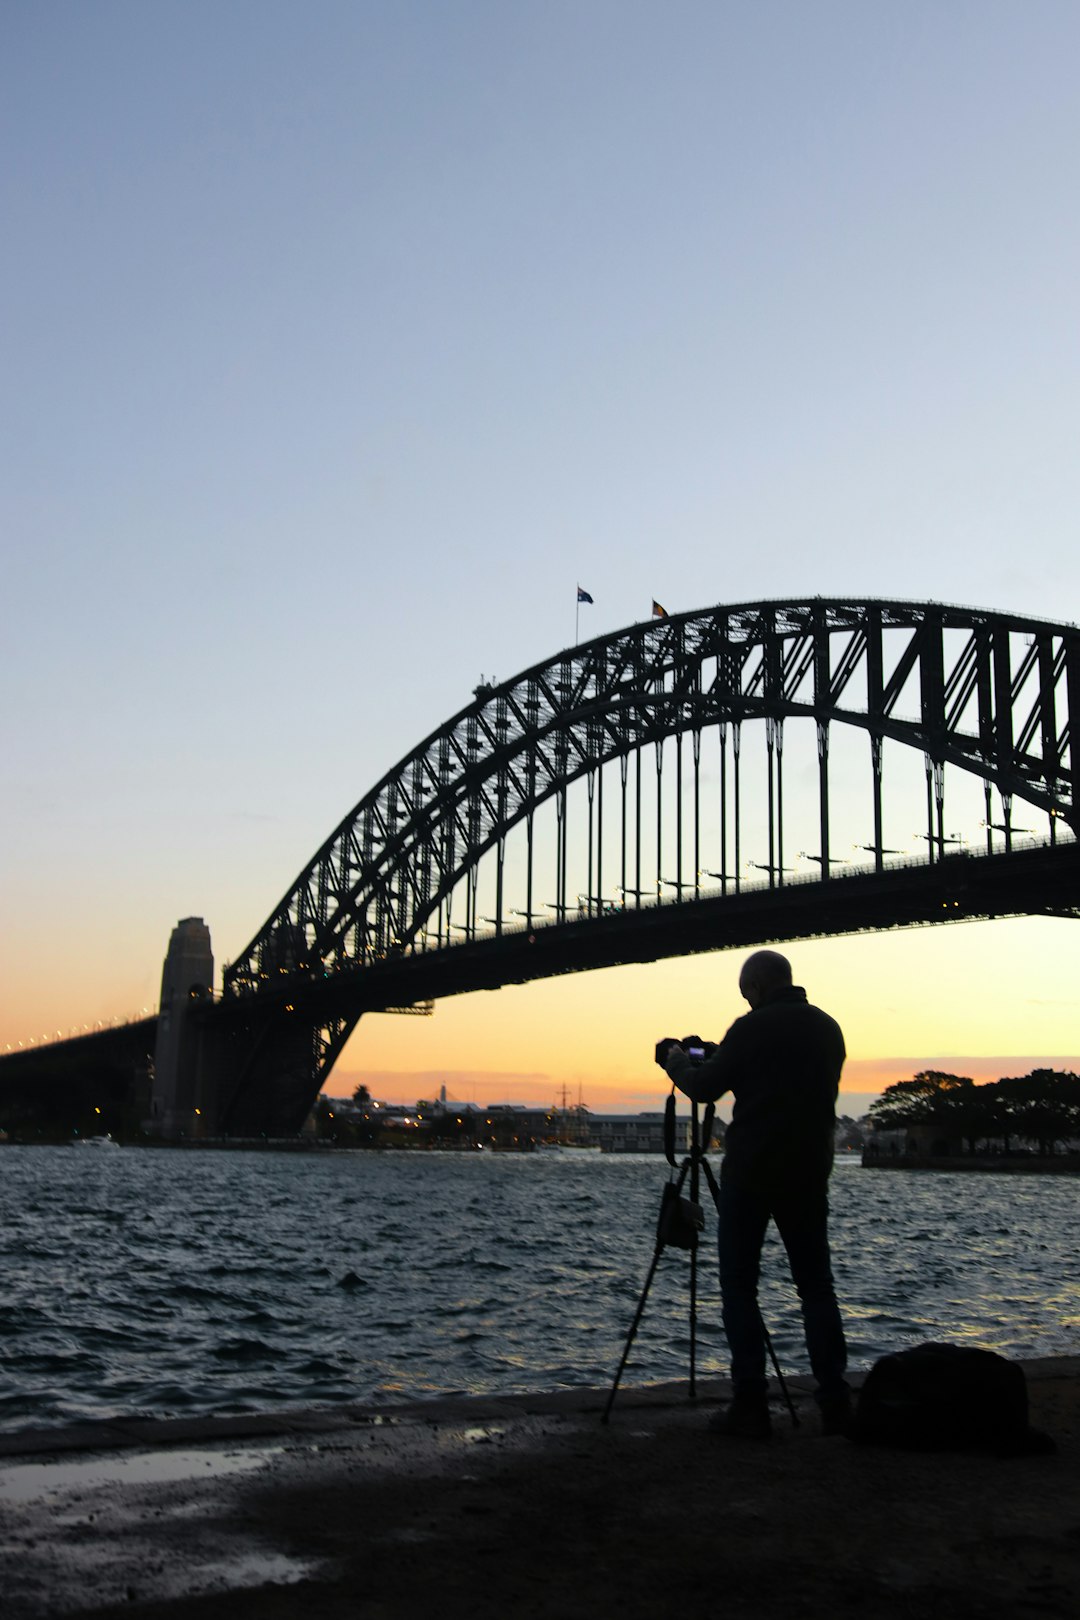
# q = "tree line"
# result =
<box><xmin>868</xmin><ymin>1069</ymin><xmax>1080</xmax><ymax>1156</ymax></box>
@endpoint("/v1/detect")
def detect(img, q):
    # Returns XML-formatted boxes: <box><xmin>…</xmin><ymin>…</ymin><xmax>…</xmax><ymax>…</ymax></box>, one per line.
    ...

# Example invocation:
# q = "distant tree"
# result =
<box><xmin>835</xmin><ymin>1115</ymin><xmax>867</xmax><ymax>1150</ymax></box>
<box><xmin>870</xmin><ymin>1068</ymin><xmax>1080</xmax><ymax>1157</ymax></box>
<box><xmin>982</xmin><ymin>1078</ymin><xmax>1021</xmax><ymax>1153</ymax></box>
<box><xmin>352</xmin><ymin>1083</ymin><xmax>372</xmax><ymax>1106</ymax></box>
<box><xmin>869</xmin><ymin>1072</ymin><xmax>974</xmax><ymax>1128</ymax></box>
<box><xmin>992</xmin><ymin>1070</ymin><xmax>1080</xmax><ymax>1155</ymax></box>
<box><xmin>956</xmin><ymin>1085</ymin><xmax>1004</xmax><ymax>1154</ymax></box>
<box><xmin>868</xmin><ymin>1072</ymin><xmax>1005</xmax><ymax>1153</ymax></box>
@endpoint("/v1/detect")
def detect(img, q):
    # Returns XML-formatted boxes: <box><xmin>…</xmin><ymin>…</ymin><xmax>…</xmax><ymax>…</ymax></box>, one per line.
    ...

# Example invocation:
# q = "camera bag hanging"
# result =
<box><xmin>656</xmin><ymin>1181</ymin><xmax>704</xmax><ymax>1250</ymax></box>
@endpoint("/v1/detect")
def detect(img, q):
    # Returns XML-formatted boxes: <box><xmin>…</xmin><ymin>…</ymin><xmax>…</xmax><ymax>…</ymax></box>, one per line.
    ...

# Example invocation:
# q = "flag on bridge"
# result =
<box><xmin>577</xmin><ymin>586</ymin><xmax>594</xmax><ymax>604</ymax></box>
<box><xmin>652</xmin><ymin>600</ymin><xmax>668</xmax><ymax>618</ymax></box>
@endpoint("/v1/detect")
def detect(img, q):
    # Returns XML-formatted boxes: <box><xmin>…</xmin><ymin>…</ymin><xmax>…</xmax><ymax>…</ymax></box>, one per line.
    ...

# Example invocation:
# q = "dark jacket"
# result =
<box><xmin>666</xmin><ymin>985</ymin><xmax>845</xmax><ymax>1188</ymax></box>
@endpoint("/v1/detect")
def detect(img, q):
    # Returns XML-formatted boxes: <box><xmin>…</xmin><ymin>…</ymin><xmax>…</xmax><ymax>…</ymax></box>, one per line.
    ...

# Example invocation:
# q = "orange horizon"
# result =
<box><xmin>3</xmin><ymin>916</ymin><xmax>1076</xmax><ymax>1126</ymax></box>
<box><xmin>322</xmin><ymin>1051</ymin><xmax>1080</xmax><ymax>1115</ymax></box>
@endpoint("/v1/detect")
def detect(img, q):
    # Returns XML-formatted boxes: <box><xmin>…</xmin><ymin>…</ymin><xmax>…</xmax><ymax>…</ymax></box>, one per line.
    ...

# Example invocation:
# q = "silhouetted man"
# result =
<box><xmin>656</xmin><ymin>949</ymin><xmax>850</xmax><ymax>1437</ymax></box>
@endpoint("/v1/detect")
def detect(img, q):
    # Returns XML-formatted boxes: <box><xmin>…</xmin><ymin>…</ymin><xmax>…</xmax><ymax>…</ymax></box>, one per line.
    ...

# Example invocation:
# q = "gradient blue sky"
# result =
<box><xmin>3</xmin><ymin>2</ymin><xmax>1079</xmax><ymax>1110</ymax></box>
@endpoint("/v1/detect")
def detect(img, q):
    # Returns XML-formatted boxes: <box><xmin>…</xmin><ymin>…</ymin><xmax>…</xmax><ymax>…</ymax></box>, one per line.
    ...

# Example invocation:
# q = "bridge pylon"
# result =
<box><xmin>148</xmin><ymin>917</ymin><xmax>214</xmax><ymax>1138</ymax></box>
<box><xmin>147</xmin><ymin>916</ymin><xmax>340</xmax><ymax>1139</ymax></box>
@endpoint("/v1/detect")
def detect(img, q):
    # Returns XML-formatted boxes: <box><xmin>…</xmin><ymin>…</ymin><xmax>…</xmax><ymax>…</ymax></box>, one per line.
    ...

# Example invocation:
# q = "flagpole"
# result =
<box><xmin>576</xmin><ymin>585</ymin><xmax>594</xmax><ymax>643</ymax></box>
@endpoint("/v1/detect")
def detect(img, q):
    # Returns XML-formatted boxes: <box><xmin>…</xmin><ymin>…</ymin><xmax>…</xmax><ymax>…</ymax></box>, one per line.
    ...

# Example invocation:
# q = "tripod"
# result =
<box><xmin>602</xmin><ymin>1089</ymin><xmax>798</xmax><ymax>1426</ymax></box>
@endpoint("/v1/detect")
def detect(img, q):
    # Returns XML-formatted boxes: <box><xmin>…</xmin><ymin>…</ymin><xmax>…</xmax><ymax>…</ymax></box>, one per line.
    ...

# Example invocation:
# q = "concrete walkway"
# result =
<box><xmin>3</xmin><ymin>1358</ymin><xmax>1079</xmax><ymax>1619</ymax></box>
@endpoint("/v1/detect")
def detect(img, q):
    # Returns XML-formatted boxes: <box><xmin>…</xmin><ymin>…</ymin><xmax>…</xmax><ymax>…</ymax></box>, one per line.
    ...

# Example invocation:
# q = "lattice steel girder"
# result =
<box><xmin>223</xmin><ymin>599</ymin><xmax>1080</xmax><ymax>997</ymax></box>
<box><xmin>214</xmin><ymin>841</ymin><xmax>1080</xmax><ymax>1026</ymax></box>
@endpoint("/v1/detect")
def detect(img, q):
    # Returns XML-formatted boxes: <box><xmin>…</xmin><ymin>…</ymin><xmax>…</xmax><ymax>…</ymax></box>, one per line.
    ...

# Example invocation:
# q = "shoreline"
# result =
<box><xmin>3</xmin><ymin>1353</ymin><xmax>1079</xmax><ymax>1460</ymax></box>
<box><xmin>4</xmin><ymin>1358</ymin><xmax>1080</xmax><ymax>1619</ymax></box>
<box><xmin>862</xmin><ymin>1153</ymin><xmax>1080</xmax><ymax>1174</ymax></box>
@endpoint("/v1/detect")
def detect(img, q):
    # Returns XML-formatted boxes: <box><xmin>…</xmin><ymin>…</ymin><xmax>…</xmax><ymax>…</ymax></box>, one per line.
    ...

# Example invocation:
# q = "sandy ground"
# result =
<box><xmin>3</xmin><ymin>1359</ymin><xmax>1079</xmax><ymax>1620</ymax></box>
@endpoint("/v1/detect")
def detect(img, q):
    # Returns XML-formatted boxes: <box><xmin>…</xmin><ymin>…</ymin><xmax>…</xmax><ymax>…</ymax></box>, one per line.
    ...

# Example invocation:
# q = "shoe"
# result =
<box><xmin>817</xmin><ymin>1387</ymin><xmax>853</xmax><ymax>1437</ymax></box>
<box><xmin>708</xmin><ymin>1396</ymin><xmax>772</xmax><ymax>1439</ymax></box>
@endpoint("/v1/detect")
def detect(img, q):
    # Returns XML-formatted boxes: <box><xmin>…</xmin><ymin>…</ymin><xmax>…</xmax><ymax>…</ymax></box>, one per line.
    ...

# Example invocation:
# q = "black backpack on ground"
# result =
<box><xmin>851</xmin><ymin>1342</ymin><xmax>1055</xmax><ymax>1456</ymax></box>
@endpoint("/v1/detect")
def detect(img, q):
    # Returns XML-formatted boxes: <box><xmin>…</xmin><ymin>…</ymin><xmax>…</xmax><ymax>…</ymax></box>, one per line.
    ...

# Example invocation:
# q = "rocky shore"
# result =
<box><xmin>4</xmin><ymin>1358</ymin><xmax>1079</xmax><ymax>1619</ymax></box>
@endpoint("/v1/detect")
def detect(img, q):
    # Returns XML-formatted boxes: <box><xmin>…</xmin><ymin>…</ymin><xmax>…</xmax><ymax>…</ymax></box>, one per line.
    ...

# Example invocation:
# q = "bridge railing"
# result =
<box><xmin>393</xmin><ymin>829</ymin><xmax>1072</xmax><ymax>947</ymax></box>
<box><xmin>224</xmin><ymin>828</ymin><xmax>1074</xmax><ymax>985</ymax></box>
<box><xmin>3</xmin><ymin>1010</ymin><xmax>159</xmax><ymax>1056</ymax></box>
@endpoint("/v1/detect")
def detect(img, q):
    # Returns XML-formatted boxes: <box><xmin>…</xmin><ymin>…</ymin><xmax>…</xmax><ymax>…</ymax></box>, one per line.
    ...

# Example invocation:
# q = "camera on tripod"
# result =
<box><xmin>655</xmin><ymin>1033</ymin><xmax>716</xmax><ymax>1069</ymax></box>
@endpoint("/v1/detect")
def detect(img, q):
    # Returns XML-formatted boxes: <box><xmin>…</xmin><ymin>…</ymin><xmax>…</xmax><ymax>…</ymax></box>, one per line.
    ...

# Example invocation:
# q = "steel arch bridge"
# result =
<box><xmin>195</xmin><ymin>598</ymin><xmax>1078</xmax><ymax>1135</ymax></box>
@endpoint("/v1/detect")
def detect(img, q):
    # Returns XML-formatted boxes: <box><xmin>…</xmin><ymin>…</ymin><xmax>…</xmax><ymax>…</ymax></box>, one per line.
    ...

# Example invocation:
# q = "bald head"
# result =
<box><xmin>738</xmin><ymin>949</ymin><xmax>793</xmax><ymax>1008</ymax></box>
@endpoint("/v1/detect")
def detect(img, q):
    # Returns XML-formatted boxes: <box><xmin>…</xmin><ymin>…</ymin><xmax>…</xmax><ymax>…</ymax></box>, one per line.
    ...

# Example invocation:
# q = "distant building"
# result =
<box><xmin>311</xmin><ymin>1096</ymin><xmax>705</xmax><ymax>1154</ymax></box>
<box><xmin>864</xmin><ymin>1122</ymin><xmax>964</xmax><ymax>1160</ymax></box>
<box><xmin>478</xmin><ymin>1103</ymin><xmax>554</xmax><ymax>1149</ymax></box>
<box><xmin>582</xmin><ymin>1112</ymin><xmax>693</xmax><ymax>1154</ymax></box>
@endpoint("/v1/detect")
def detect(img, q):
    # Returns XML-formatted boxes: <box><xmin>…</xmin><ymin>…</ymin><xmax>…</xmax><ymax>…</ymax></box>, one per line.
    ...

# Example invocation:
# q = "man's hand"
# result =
<box><xmin>655</xmin><ymin>1037</ymin><xmax>682</xmax><ymax>1069</ymax></box>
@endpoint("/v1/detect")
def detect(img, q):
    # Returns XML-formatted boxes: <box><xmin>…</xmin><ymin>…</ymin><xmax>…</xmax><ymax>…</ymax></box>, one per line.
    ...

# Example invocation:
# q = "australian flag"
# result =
<box><xmin>577</xmin><ymin>586</ymin><xmax>594</xmax><ymax>604</ymax></box>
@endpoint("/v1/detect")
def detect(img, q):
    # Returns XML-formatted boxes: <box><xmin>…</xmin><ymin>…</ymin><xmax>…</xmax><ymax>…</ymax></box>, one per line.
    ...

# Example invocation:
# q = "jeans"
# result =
<box><xmin>717</xmin><ymin>1174</ymin><xmax>847</xmax><ymax>1399</ymax></box>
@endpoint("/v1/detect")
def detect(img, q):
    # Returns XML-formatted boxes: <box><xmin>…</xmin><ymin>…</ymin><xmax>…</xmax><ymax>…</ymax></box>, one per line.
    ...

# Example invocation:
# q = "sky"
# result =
<box><xmin>3</xmin><ymin>1</ymin><xmax>1079</xmax><ymax>1118</ymax></box>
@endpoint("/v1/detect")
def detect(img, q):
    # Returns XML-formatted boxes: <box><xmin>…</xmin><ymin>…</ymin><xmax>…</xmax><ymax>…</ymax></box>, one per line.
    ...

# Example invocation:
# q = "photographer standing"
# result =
<box><xmin>657</xmin><ymin>949</ymin><xmax>850</xmax><ymax>1438</ymax></box>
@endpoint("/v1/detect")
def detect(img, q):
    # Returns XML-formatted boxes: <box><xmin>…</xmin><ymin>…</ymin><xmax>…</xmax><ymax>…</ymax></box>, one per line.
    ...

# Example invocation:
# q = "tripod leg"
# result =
<box><xmin>761</xmin><ymin>1312</ymin><xmax>800</xmax><ymax>1428</ymax></box>
<box><xmin>601</xmin><ymin>1240</ymin><xmax>666</xmax><ymax>1425</ymax></box>
<box><xmin>688</xmin><ymin>1232</ymin><xmax>698</xmax><ymax>1399</ymax></box>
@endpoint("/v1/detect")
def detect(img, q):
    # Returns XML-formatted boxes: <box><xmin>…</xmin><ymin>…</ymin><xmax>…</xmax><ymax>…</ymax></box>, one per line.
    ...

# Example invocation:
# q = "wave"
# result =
<box><xmin>1</xmin><ymin>1146</ymin><xmax>1078</xmax><ymax>1434</ymax></box>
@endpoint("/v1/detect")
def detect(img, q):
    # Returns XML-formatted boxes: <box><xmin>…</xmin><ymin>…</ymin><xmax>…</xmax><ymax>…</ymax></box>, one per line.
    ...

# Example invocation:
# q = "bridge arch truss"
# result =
<box><xmin>224</xmin><ymin>599</ymin><xmax>1078</xmax><ymax>1047</ymax></box>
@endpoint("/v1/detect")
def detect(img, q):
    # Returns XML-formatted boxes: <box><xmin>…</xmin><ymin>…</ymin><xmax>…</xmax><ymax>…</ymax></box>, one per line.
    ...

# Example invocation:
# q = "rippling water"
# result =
<box><xmin>1</xmin><ymin>1147</ymin><xmax>1077</xmax><ymax>1433</ymax></box>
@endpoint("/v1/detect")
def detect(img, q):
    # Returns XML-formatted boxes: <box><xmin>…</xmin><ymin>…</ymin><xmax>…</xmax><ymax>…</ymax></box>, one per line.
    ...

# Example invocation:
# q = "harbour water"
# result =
<box><xmin>2</xmin><ymin>1146</ymin><xmax>1077</xmax><ymax>1434</ymax></box>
